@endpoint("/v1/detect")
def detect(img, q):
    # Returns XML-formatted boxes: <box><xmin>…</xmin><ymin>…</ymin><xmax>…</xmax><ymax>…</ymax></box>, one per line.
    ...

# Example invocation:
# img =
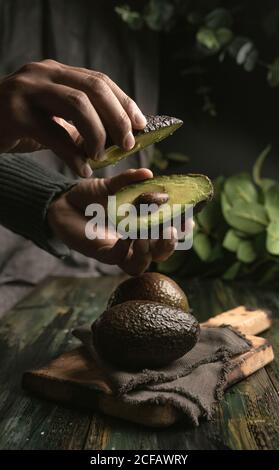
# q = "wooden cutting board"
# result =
<box><xmin>23</xmin><ymin>306</ymin><xmax>274</xmax><ymax>428</ymax></box>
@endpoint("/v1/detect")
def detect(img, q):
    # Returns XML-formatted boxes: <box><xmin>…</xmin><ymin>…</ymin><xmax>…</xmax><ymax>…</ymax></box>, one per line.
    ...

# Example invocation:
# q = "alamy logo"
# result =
<box><xmin>85</xmin><ymin>196</ymin><xmax>194</xmax><ymax>250</ymax></box>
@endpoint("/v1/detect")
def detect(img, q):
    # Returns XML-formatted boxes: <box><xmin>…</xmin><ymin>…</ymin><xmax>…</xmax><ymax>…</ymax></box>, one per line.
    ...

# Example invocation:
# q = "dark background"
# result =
<box><xmin>158</xmin><ymin>0</ymin><xmax>279</xmax><ymax>178</ymax></box>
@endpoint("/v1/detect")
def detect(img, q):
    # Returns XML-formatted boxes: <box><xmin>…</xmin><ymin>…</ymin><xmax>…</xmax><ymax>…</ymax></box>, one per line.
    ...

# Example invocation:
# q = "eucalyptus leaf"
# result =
<box><xmin>204</xmin><ymin>8</ymin><xmax>233</xmax><ymax>29</ymax></box>
<box><xmin>150</xmin><ymin>148</ymin><xmax>168</xmax><ymax>170</ymax></box>
<box><xmin>144</xmin><ymin>0</ymin><xmax>175</xmax><ymax>32</ymax></box>
<box><xmin>166</xmin><ymin>152</ymin><xmax>190</xmax><ymax>163</ymax></box>
<box><xmin>268</xmin><ymin>57</ymin><xmax>279</xmax><ymax>87</ymax></box>
<box><xmin>157</xmin><ymin>251</ymin><xmax>184</xmax><ymax>274</ymax></box>
<box><xmin>237</xmin><ymin>240</ymin><xmax>257</xmax><ymax>263</ymax></box>
<box><xmin>196</xmin><ymin>200</ymin><xmax>221</xmax><ymax>234</ymax></box>
<box><xmin>265</xmin><ymin>183</ymin><xmax>279</xmax><ymax>220</ymax></box>
<box><xmin>196</xmin><ymin>27</ymin><xmax>220</xmax><ymax>52</ymax></box>
<box><xmin>207</xmin><ymin>243</ymin><xmax>224</xmax><ymax>263</ymax></box>
<box><xmin>225</xmin><ymin>200</ymin><xmax>268</xmax><ymax>235</ymax></box>
<box><xmin>214</xmin><ymin>175</ymin><xmax>225</xmax><ymax>198</ymax></box>
<box><xmin>236</xmin><ymin>41</ymin><xmax>254</xmax><ymax>65</ymax></box>
<box><xmin>243</xmin><ymin>48</ymin><xmax>258</xmax><ymax>72</ymax></box>
<box><xmin>215</xmin><ymin>28</ymin><xmax>233</xmax><ymax>47</ymax></box>
<box><xmin>266</xmin><ymin>220</ymin><xmax>279</xmax><ymax>255</ymax></box>
<box><xmin>221</xmin><ymin>192</ymin><xmax>232</xmax><ymax>215</ymax></box>
<box><xmin>193</xmin><ymin>232</ymin><xmax>212</xmax><ymax>262</ymax></box>
<box><xmin>223</xmin><ymin>229</ymin><xmax>241</xmax><ymax>252</ymax></box>
<box><xmin>252</xmin><ymin>144</ymin><xmax>272</xmax><ymax>187</ymax></box>
<box><xmin>224</xmin><ymin>174</ymin><xmax>258</xmax><ymax>205</ymax></box>
<box><xmin>223</xmin><ymin>262</ymin><xmax>241</xmax><ymax>281</ymax></box>
<box><xmin>228</xmin><ymin>36</ymin><xmax>251</xmax><ymax>60</ymax></box>
<box><xmin>115</xmin><ymin>6</ymin><xmax>143</xmax><ymax>30</ymax></box>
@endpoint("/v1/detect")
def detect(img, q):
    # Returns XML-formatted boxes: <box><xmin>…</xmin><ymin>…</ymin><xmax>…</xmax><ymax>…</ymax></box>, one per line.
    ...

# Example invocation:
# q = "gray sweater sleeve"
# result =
<box><xmin>0</xmin><ymin>154</ymin><xmax>76</xmax><ymax>257</ymax></box>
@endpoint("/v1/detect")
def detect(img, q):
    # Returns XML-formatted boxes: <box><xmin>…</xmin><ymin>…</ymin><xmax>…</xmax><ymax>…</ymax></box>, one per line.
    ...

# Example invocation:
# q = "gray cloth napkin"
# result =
<box><xmin>73</xmin><ymin>325</ymin><xmax>252</xmax><ymax>426</ymax></box>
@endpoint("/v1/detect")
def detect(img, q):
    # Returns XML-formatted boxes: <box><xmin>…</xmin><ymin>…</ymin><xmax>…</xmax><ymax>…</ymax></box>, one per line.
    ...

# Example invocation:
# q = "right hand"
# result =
<box><xmin>0</xmin><ymin>60</ymin><xmax>147</xmax><ymax>177</ymax></box>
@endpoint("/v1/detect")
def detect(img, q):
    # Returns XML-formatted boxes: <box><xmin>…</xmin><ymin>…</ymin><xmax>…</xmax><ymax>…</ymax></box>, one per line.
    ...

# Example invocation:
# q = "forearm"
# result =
<box><xmin>0</xmin><ymin>154</ymin><xmax>76</xmax><ymax>256</ymax></box>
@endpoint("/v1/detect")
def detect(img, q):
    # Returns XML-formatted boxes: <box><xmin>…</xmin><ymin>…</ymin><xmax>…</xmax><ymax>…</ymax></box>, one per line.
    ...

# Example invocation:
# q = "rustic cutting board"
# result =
<box><xmin>23</xmin><ymin>306</ymin><xmax>274</xmax><ymax>428</ymax></box>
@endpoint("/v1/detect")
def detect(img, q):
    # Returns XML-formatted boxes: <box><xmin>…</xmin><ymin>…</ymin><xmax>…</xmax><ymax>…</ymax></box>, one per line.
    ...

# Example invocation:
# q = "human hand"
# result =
<box><xmin>47</xmin><ymin>168</ymin><xmax>178</xmax><ymax>275</ymax></box>
<box><xmin>0</xmin><ymin>60</ymin><xmax>146</xmax><ymax>177</ymax></box>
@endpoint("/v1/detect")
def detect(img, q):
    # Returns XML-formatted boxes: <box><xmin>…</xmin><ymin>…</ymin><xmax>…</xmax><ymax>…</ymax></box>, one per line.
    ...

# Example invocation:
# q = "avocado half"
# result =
<box><xmin>108</xmin><ymin>174</ymin><xmax>213</xmax><ymax>233</ymax></box>
<box><xmin>89</xmin><ymin>115</ymin><xmax>183</xmax><ymax>170</ymax></box>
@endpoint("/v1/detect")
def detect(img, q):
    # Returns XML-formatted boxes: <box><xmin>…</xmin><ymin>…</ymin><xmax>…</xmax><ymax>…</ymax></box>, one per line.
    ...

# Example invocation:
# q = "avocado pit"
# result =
<box><xmin>133</xmin><ymin>192</ymin><xmax>169</xmax><ymax>214</ymax></box>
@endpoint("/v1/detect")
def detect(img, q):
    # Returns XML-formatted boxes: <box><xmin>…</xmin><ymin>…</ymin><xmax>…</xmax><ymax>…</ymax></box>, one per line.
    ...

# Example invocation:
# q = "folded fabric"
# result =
<box><xmin>73</xmin><ymin>325</ymin><xmax>251</xmax><ymax>426</ymax></box>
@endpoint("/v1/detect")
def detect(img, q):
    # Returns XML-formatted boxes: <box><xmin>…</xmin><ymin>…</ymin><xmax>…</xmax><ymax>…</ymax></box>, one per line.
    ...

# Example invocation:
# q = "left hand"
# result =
<box><xmin>47</xmin><ymin>168</ymin><xmax>177</xmax><ymax>275</ymax></box>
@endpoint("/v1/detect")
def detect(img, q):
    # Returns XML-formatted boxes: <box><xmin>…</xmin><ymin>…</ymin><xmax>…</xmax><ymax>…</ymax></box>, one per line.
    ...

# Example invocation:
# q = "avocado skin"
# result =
<box><xmin>139</xmin><ymin>115</ymin><xmax>182</xmax><ymax>134</ymax></box>
<box><xmin>108</xmin><ymin>272</ymin><xmax>189</xmax><ymax>312</ymax></box>
<box><xmin>92</xmin><ymin>301</ymin><xmax>200</xmax><ymax>370</ymax></box>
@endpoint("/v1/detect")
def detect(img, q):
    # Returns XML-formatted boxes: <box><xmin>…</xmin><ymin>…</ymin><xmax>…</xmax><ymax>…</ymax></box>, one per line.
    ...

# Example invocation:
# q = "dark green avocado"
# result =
<box><xmin>108</xmin><ymin>272</ymin><xmax>189</xmax><ymax>312</ymax></box>
<box><xmin>89</xmin><ymin>115</ymin><xmax>183</xmax><ymax>170</ymax></box>
<box><xmin>92</xmin><ymin>301</ymin><xmax>200</xmax><ymax>370</ymax></box>
<box><xmin>108</xmin><ymin>174</ymin><xmax>214</xmax><ymax>232</ymax></box>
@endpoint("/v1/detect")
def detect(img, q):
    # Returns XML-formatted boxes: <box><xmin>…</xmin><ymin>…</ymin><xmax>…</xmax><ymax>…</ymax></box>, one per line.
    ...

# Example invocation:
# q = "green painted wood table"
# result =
<box><xmin>0</xmin><ymin>275</ymin><xmax>278</xmax><ymax>450</ymax></box>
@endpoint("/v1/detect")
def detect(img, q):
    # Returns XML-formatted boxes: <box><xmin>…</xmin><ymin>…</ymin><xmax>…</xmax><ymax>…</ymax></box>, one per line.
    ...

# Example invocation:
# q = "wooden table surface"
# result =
<box><xmin>0</xmin><ymin>275</ymin><xmax>278</xmax><ymax>450</ymax></box>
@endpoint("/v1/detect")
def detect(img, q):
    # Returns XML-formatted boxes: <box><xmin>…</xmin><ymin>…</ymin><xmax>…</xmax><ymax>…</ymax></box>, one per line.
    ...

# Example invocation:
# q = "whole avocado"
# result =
<box><xmin>92</xmin><ymin>300</ymin><xmax>200</xmax><ymax>370</ymax></box>
<box><xmin>107</xmin><ymin>272</ymin><xmax>189</xmax><ymax>311</ymax></box>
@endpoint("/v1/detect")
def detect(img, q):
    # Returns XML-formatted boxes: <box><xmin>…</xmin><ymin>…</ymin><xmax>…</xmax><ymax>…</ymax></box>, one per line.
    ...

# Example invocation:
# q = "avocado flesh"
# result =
<box><xmin>89</xmin><ymin>115</ymin><xmax>183</xmax><ymax>170</ymax></box>
<box><xmin>108</xmin><ymin>272</ymin><xmax>189</xmax><ymax>312</ymax></box>
<box><xmin>92</xmin><ymin>300</ymin><xmax>200</xmax><ymax>370</ymax></box>
<box><xmin>110</xmin><ymin>174</ymin><xmax>213</xmax><ymax>232</ymax></box>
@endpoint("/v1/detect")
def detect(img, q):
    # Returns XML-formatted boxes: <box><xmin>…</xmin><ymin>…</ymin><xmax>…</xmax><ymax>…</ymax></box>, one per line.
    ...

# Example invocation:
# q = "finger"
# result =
<box><xmin>149</xmin><ymin>226</ymin><xmax>178</xmax><ymax>262</ymax></box>
<box><xmin>95</xmin><ymin>237</ymin><xmax>134</xmax><ymax>266</ymax></box>
<box><xmin>57</xmin><ymin>65</ymin><xmax>147</xmax><ymax>130</ymax></box>
<box><xmin>52</xmin><ymin>68</ymin><xmax>136</xmax><ymax>150</ymax></box>
<box><xmin>120</xmin><ymin>239</ymin><xmax>152</xmax><ymax>276</ymax></box>
<box><xmin>30</xmin><ymin>114</ymin><xmax>92</xmax><ymax>177</ymax></box>
<box><xmin>65</xmin><ymin>168</ymin><xmax>153</xmax><ymax>211</ymax></box>
<box><xmin>105</xmin><ymin>168</ymin><xmax>153</xmax><ymax>194</ymax></box>
<box><xmin>34</xmin><ymin>83</ymin><xmax>106</xmax><ymax>161</ymax></box>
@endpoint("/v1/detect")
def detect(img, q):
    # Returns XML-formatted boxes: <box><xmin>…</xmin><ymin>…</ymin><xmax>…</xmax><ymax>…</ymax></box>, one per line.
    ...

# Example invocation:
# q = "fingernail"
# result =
<box><xmin>123</xmin><ymin>131</ymin><xmax>135</xmax><ymax>151</ymax></box>
<box><xmin>81</xmin><ymin>163</ymin><xmax>93</xmax><ymax>178</ymax></box>
<box><xmin>134</xmin><ymin>111</ymin><xmax>147</xmax><ymax>128</ymax></box>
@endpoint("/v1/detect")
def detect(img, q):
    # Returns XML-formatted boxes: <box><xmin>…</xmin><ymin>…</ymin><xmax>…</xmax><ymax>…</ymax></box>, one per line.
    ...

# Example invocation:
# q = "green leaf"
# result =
<box><xmin>268</xmin><ymin>57</ymin><xmax>279</xmax><ymax>87</ymax></box>
<box><xmin>157</xmin><ymin>251</ymin><xmax>184</xmax><ymax>274</ymax></box>
<box><xmin>215</xmin><ymin>28</ymin><xmax>233</xmax><ymax>47</ymax></box>
<box><xmin>196</xmin><ymin>27</ymin><xmax>220</xmax><ymax>52</ymax></box>
<box><xmin>115</xmin><ymin>5</ymin><xmax>143</xmax><ymax>30</ymax></box>
<box><xmin>236</xmin><ymin>41</ymin><xmax>254</xmax><ymax>65</ymax></box>
<box><xmin>266</xmin><ymin>220</ymin><xmax>279</xmax><ymax>255</ymax></box>
<box><xmin>228</xmin><ymin>37</ymin><xmax>251</xmax><ymax>60</ymax></box>
<box><xmin>150</xmin><ymin>148</ymin><xmax>168</xmax><ymax>170</ymax></box>
<box><xmin>196</xmin><ymin>200</ymin><xmax>221</xmax><ymax>234</ymax></box>
<box><xmin>223</xmin><ymin>229</ymin><xmax>241</xmax><ymax>252</ymax></box>
<box><xmin>214</xmin><ymin>175</ymin><xmax>225</xmax><ymax>194</ymax></box>
<box><xmin>265</xmin><ymin>183</ymin><xmax>279</xmax><ymax>220</ymax></box>
<box><xmin>223</xmin><ymin>262</ymin><xmax>241</xmax><ymax>281</ymax></box>
<box><xmin>224</xmin><ymin>174</ymin><xmax>258</xmax><ymax>205</ymax></box>
<box><xmin>234</xmin><ymin>230</ymin><xmax>249</xmax><ymax>239</ymax></box>
<box><xmin>221</xmin><ymin>192</ymin><xmax>232</xmax><ymax>214</ymax></box>
<box><xmin>144</xmin><ymin>0</ymin><xmax>175</xmax><ymax>32</ymax></box>
<box><xmin>253</xmin><ymin>232</ymin><xmax>267</xmax><ymax>256</ymax></box>
<box><xmin>166</xmin><ymin>152</ymin><xmax>190</xmax><ymax>163</ymax></box>
<box><xmin>252</xmin><ymin>145</ymin><xmax>272</xmax><ymax>187</ymax></box>
<box><xmin>193</xmin><ymin>232</ymin><xmax>212</xmax><ymax>262</ymax></box>
<box><xmin>237</xmin><ymin>240</ymin><xmax>257</xmax><ymax>263</ymax></box>
<box><xmin>204</xmin><ymin>8</ymin><xmax>233</xmax><ymax>29</ymax></box>
<box><xmin>225</xmin><ymin>201</ymin><xmax>269</xmax><ymax>235</ymax></box>
<box><xmin>207</xmin><ymin>243</ymin><xmax>223</xmax><ymax>263</ymax></box>
<box><xmin>243</xmin><ymin>48</ymin><xmax>258</xmax><ymax>72</ymax></box>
